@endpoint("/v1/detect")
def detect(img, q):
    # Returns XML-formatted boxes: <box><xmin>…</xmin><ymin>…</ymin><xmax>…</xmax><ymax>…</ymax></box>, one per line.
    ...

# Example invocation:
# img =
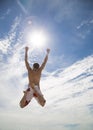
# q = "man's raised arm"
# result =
<box><xmin>40</xmin><ymin>48</ymin><xmax>50</xmax><ymax>70</ymax></box>
<box><xmin>25</xmin><ymin>47</ymin><xmax>30</xmax><ymax>70</ymax></box>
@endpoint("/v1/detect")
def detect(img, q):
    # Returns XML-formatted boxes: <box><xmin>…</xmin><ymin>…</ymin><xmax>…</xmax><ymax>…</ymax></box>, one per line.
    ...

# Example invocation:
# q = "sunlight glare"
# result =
<box><xmin>27</xmin><ymin>30</ymin><xmax>47</xmax><ymax>48</ymax></box>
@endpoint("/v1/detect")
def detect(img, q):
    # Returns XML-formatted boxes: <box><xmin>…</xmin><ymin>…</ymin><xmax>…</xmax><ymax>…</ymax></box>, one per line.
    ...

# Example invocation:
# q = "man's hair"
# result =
<box><xmin>33</xmin><ymin>63</ymin><xmax>40</xmax><ymax>69</ymax></box>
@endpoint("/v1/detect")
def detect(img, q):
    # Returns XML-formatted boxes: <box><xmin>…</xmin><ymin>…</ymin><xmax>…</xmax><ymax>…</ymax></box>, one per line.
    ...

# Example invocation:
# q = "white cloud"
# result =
<box><xmin>0</xmin><ymin>16</ymin><xmax>21</xmax><ymax>54</ymax></box>
<box><xmin>77</xmin><ymin>20</ymin><xmax>88</xmax><ymax>29</ymax></box>
<box><xmin>0</xmin><ymin>38</ymin><xmax>10</xmax><ymax>53</ymax></box>
<box><xmin>0</xmin><ymin>53</ymin><xmax>93</xmax><ymax>130</ymax></box>
<box><xmin>76</xmin><ymin>18</ymin><xmax>93</xmax><ymax>39</ymax></box>
<box><xmin>77</xmin><ymin>18</ymin><xmax>93</xmax><ymax>30</ymax></box>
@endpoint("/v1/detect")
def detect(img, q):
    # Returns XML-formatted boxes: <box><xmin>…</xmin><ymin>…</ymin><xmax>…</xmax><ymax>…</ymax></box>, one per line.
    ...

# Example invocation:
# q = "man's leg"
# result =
<box><xmin>33</xmin><ymin>86</ymin><xmax>46</xmax><ymax>107</ymax></box>
<box><xmin>20</xmin><ymin>87</ymin><xmax>33</xmax><ymax>108</ymax></box>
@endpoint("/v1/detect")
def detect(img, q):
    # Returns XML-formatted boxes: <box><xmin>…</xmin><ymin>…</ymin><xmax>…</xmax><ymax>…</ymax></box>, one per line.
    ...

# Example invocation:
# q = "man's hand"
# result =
<box><xmin>25</xmin><ymin>46</ymin><xmax>29</xmax><ymax>52</ymax></box>
<box><xmin>46</xmin><ymin>48</ymin><xmax>50</xmax><ymax>54</ymax></box>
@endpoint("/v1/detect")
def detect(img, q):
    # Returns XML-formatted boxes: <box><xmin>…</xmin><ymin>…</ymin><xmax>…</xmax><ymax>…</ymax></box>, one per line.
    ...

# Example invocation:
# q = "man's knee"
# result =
<box><xmin>40</xmin><ymin>99</ymin><xmax>46</xmax><ymax>107</ymax></box>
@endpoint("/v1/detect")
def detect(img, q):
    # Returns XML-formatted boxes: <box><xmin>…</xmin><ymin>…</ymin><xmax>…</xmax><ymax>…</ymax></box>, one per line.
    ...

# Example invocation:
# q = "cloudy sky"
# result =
<box><xmin>0</xmin><ymin>0</ymin><xmax>93</xmax><ymax>130</ymax></box>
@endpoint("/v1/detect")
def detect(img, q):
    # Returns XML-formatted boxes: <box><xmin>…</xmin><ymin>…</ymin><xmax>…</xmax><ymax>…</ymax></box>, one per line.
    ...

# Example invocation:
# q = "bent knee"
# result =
<box><xmin>41</xmin><ymin>100</ymin><xmax>46</xmax><ymax>107</ymax></box>
<box><xmin>19</xmin><ymin>103</ymin><xmax>25</xmax><ymax>108</ymax></box>
<box><xmin>19</xmin><ymin>100</ymin><xmax>30</xmax><ymax>108</ymax></box>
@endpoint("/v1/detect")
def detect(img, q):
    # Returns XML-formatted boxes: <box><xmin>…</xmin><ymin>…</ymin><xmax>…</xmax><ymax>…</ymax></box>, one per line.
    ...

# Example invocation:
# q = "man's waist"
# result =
<box><xmin>29</xmin><ymin>82</ymin><xmax>39</xmax><ymax>87</ymax></box>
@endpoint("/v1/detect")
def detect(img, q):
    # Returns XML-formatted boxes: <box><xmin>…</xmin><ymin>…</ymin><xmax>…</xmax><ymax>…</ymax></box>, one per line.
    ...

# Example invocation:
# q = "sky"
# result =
<box><xmin>0</xmin><ymin>0</ymin><xmax>93</xmax><ymax>130</ymax></box>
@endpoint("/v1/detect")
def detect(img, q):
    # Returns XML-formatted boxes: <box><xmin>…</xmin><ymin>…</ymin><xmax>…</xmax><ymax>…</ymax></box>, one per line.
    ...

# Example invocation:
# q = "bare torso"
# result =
<box><xmin>28</xmin><ymin>68</ymin><xmax>42</xmax><ymax>88</ymax></box>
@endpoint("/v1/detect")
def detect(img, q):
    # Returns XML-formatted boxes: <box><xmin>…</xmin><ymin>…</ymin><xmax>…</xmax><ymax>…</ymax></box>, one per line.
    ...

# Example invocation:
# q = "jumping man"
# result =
<box><xmin>20</xmin><ymin>47</ymin><xmax>50</xmax><ymax>108</ymax></box>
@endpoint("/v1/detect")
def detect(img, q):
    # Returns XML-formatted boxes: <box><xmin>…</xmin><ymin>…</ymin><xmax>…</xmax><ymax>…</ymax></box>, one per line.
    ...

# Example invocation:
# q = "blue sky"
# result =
<box><xmin>0</xmin><ymin>0</ymin><xmax>93</xmax><ymax>130</ymax></box>
<box><xmin>0</xmin><ymin>0</ymin><xmax>93</xmax><ymax>71</ymax></box>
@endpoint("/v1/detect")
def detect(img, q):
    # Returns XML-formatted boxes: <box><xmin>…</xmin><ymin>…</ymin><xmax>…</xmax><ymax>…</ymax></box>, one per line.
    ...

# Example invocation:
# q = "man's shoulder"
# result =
<box><xmin>28</xmin><ymin>67</ymin><xmax>33</xmax><ymax>71</ymax></box>
<box><xmin>38</xmin><ymin>67</ymin><xmax>43</xmax><ymax>72</ymax></box>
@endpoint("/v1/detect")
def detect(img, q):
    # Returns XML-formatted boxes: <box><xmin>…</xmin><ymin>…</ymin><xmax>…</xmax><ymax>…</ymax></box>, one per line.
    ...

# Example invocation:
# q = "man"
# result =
<box><xmin>20</xmin><ymin>46</ymin><xmax>50</xmax><ymax>108</ymax></box>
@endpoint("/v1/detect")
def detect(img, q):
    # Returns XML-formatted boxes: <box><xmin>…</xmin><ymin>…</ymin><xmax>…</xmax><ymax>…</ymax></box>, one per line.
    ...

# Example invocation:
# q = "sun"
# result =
<box><xmin>26</xmin><ymin>30</ymin><xmax>47</xmax><ymax>48</ymax></box>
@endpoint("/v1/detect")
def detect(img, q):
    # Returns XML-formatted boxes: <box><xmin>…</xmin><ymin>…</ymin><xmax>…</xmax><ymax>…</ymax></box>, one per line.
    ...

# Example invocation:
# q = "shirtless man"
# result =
<box><xmin>20</xmin><ymin>47</ymin><xmax>50</xmax><ymax>108</ymax></box>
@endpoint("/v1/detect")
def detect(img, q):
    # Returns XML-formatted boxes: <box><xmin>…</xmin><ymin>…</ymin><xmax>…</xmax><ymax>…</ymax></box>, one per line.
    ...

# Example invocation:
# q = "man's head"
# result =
<box><xmin>33</xmin><ymin>63</ymin><xmax>40</xmax><ymax>70</ymax></box>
